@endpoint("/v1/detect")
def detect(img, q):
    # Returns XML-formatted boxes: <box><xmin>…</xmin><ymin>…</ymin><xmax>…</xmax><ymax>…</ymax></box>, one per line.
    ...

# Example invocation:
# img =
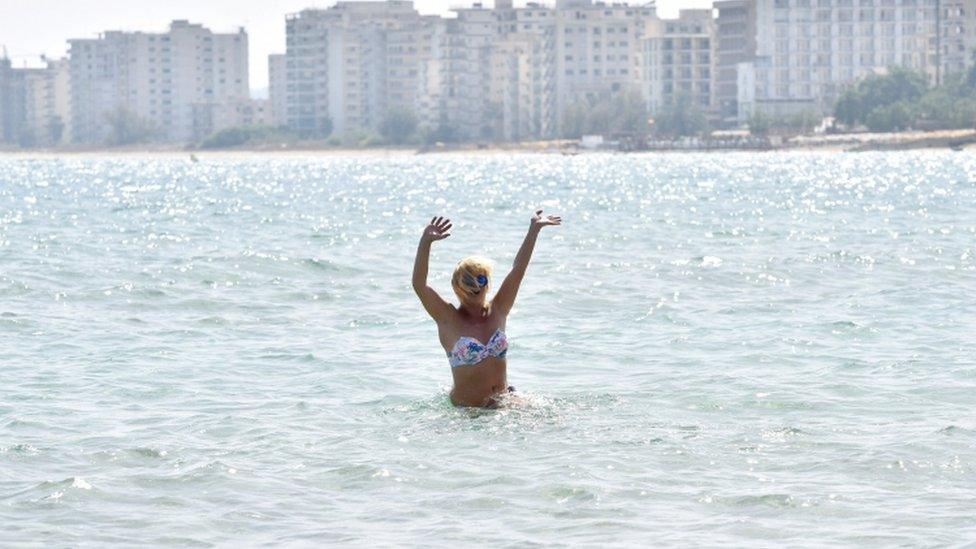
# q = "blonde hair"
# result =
<box><xmin>452</xmin><ymin>256</ymin><xmax>494</xmax><ymax>300</ymax></box>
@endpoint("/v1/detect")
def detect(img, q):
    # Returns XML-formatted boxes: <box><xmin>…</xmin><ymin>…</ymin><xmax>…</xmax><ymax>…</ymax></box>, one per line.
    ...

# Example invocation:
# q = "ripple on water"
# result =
<box><xmin>1</xmin><ymin>152</ymin><xmax>975</xmax><ymax>546</ymax></box>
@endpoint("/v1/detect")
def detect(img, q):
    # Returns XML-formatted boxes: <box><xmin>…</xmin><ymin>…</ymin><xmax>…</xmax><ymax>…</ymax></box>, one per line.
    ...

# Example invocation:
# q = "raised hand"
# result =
<box><xmin>530</xmin><ymin>209</ymin><xmax>562</xmax><ymax>229</ymax></box>
<box><xmin>422</xmin><ymin>216</ymin><xmax>452</xmax><ymax>242</ymax></box>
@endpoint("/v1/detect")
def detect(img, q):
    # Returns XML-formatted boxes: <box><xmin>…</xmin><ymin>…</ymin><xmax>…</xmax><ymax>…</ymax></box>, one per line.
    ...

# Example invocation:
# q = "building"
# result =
<box><xmin>386</xmin><ymin>16</ymin><xmax>447</xmax><ymax>133</ymax></box>
<box><xmin>67</xmin><ymin>20</ymin><xmax>249</xmax><ymax>144</ymax></box>
<box><xmin>714</xmin><ymin>0</ymin><xmax>757</xmax><ymax>121</ymax></box>
<box><xmin>737</xmin><ymin>0</ymin><xmax>940</xmax><ymax>120</ymax></box>
<box><xmin>489</xmin><ymin>1</ymin><xmax>558</xmax><ymax>140</ymax></box>
<box><xmin>553</xmin><ymin>0</ymin><xmax>655</xmax><ymax>133</ymax></box>
<box><xmin>280</xmin><ymin>0</ymin><xmax>655</xmax><ymax>142</ymax></box>
<box><xmin>0</xmin><ymin>57</ymin><xmax>29</xmax><ymax>146</ymax></box>
<box><xmin>23</xmin><ymin>58</ymin><xmax>71</xmax><ymax>146</ymax></box>
<box><xmin>640</xmin><ymin>9</ymin><xmax>715</xmax><ymax>116</ymax></box>
<box><xmin>214</xmin><ymin>98</ymin><xmax>274</xmax><ymax>129</ymax></box>
<box><xmin>444</xmin><ymin>4</ymin><xmax>499</xmax><ymax>141</ymax></box>
<box><xmin>268</xmin><ymin>54</ymin><xmax>288</xmax><ymax>127</ymax></box>
<box><xmin>940</xmin><ymin>0</ymin><xmax>976</xmax><ymax>79</ymax></box>
<box><xmin>283</xmin><ymin>2</ymin><xmax>425</xmax><ymax>138</ymax></box>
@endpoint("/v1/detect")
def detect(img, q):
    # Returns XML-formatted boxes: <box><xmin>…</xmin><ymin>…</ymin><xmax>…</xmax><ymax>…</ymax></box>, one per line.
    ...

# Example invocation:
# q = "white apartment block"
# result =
<box><xmin>386</xmin><ymin>16</ymin><xmax>448</xmax><ymax>132</ymax></box>
<box><xmin>715</xmin><ymin>0</ymin><xmax>757</xmax><ymax>120</ymax></box>
<box><xmin>68</xmin><ymin>20</ymin><xmax>248</xmax><ymax>144</ymax></box>
<box><xmin>490</xmin><ymin>0</ymin><xmax>558</xmax><ymax>140</ymax></box>
<box><xmin>284</xmin><ymin>2</ymin><xmax>424</xmax><ymax>138</ymax></box>
<box><xmin>23</xmin><ymin>60</ymin><xmax>71</xmax><ymax>146</ymax></box>
<box><xmin>940</xmin><ymin>0</ymin><xmax>976</xmax><ymax>77</ymax></box>
<box><xmin>268</xmin><ymin>54</ymin><xmax>288</xmax><ymax>127</ymax></box>
<box><xmin>737</xmin><ymin>0</ymin><xmax>941</xmax><ymax>120</ymax></box>
<box><xmin>214</xmin><ymin>98</ymin><xmax>274</xmax><ymax>129</ymax></box>
<box><xmin>275</xmin><ymin>0</ymin><xmax>976</xmax><ymax>140</ymax></box>
<box><xmin>0</xmin><ymin>56</ymin><xmax>70</xmax><ymax>146</ymax></box>
<box><xmin>445</xmin><ymin>5</ymin><xmax>498</xmax><ymax>140</ymax></box>
<box><xmin>640</xmin><ymin>9</ymin><xmax>715</xmax><ymax>116</ymax></box>
<box><xmin>553</xmin><ymin>0</ymin><xmax>655</xmax><ymax>128</ymax></box>
<box><xmin>282</xmin><ymin>0</ymin><xmax>653</xmax><ymax>142</ymax></box>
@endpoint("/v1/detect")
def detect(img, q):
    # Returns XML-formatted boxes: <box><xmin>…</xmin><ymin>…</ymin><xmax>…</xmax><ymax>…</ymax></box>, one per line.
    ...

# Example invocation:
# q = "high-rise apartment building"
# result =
<box><xmin>68</xmin><ymin>20</ymin><xmax>248</xmax><ymax>144</ymax></box>
<box><xmin>553</xmin><ymin>0</ymin><xmax>655</xmax><ymax>129</ymax></box>
<box><xmin>284</xmin><ymin>2</ymin><xmax>424</xmax><ymax>137</ymax></box>
<box><xmin>640</xmin><ymin>9</ymin><xmax>715</xmax><ymax>116</ymax></box>
<box><xmin>23</xmin><ymin>59</ymin><xmax>71</xmax><ymax>146</ymax></box>
<box><xmin>489</xmin><ymin>1</ymin><xmax>557</xmax><ymax>140</ymax></box>
<box><xmin>737</xmin><ymin>0</ymin><xmax>940</xmax><ymax>120</ymax></box>
<box><xmin>0</xmin><ymin>56</ymin><xmax>28</xmax><ymax>145</ymax></box>
<box><xmin>0</xmin><ymin>56</ymin><xmax>70</xmax><ymax>146</ymax></box>
<box><xmin>386</xmin><ymin>16</ymin><xmax>448</xmax><ymax>133</ymax></box>
<box><xmin>268</xmin><ymin>54</ymin><xmax>288</xmax><ymax>127</ymax></box>
<box><xmin>940</xmin><ymin>0</ymin><xmax>976</xmax><ymax>78</ymax></box>
<box><xmin>282</xmin><ymin>0</ymin><xmax>656</xmax><ymax>141</ymax></box>
<box><xmin>714</xmin><ymin>0</ymin><xmax>757</xmax><ymax>120</ymax></box>
<box><xmin>444</xmin><ymin>5</ymin><xmax>498</xmax><ymax>140</ymax></box>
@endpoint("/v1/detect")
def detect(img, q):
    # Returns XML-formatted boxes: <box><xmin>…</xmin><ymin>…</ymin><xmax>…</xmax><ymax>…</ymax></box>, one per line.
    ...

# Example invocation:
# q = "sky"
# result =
<box><xmin>0</xmin><ymin>0</ymin><xmax>710</xmax><ymax>94</ymax></box>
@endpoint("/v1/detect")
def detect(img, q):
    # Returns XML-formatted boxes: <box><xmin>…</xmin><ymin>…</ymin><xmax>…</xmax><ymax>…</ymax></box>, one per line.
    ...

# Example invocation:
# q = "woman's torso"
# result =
<box><xmin>438</xmin><ymin>305</ymin><xmax>508</xmax><ymax>407</ymax></box>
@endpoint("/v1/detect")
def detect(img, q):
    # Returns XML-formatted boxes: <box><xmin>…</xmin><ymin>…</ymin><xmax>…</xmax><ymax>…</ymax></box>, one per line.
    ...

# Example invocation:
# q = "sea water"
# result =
<box><xmin>1</xmin><ymin>152</ymin><xmax>974</xmax><ymax>546</ymax></box>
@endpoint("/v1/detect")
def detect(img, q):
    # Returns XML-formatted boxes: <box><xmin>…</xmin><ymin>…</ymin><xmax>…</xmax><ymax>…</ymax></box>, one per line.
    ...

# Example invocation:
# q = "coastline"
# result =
<box><xmin>1</xmin><ymin>129</ymin><xmax>974</xmax><ymax>157</ymax></box>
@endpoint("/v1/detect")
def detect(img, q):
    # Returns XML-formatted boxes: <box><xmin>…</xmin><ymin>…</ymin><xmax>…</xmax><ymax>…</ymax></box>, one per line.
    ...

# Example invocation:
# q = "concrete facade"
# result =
<box><xmin>738</xmin><ymin>0</ymin><xmax>941</xmax><ymax>120</ymax></box>
<box><xmin>640</xmin><ymin>9</ymin><xmax>716</xmax><ymax>116</ymax></box>
<box><xmin>715</xmin><ymin>0</ymin><xmax>757</xmax><ymax>120</ymax></box>
<box><xmin>67</xmin><ymin>20</ymin><xmax>249</xmax><ymax>144</ymax></box>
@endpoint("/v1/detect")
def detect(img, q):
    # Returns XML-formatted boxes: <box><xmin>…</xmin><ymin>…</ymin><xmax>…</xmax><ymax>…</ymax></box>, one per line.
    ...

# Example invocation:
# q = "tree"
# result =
<box><xmin>379</xmin><ymin>107</ymin><xmax>418</xmax><ymax>145</ymax></box>
<box><xmin>653</xmin><ymin>93</ymin><xmax>708</xmax><ymax>137</ymax></box>
<box><xmin>610</xmin><ymin>89</ymin><xmax>649</xmax><ymax>133</ymax></box>
<box><xmin>46</xmin><ymin>115</ymin><xmax>64</xmax><ymax>145</ymax></box>
<box><xmin>833</xmin><ymin>67</ymin><xmax>928</xmax><ymax>128</ymax></box>
<box><xmin>318</xmin><ymin>117</ymin><xmax>333</xmax><ymax>138</ymax></box>
<box><xmin>105</xmin><ymin>107</ymin><xmax>155</xmax><ymax>146</ymax></box>
<box><xmin>423</xmin><ymin>114</ymin><xmax>460</xmax><ymax>144</ymax></box>
<box><xmin>561</xmin><ymin>90</ymin><xmax>650</xmax><ymax>138</ymax></box>
<box><xmin>561</xmin><ymin>102</ymin><xmax>588</xmax><ymax>139</ymax></box>
<box><xmin>865</xmin><ymin>101</ymin><xmax>913</xmax><ymax>132</ymax></box>
<box><xmin>747</xmin><ymin>110</ymin><xmax>770</xmax><ymax>136</ymax></box>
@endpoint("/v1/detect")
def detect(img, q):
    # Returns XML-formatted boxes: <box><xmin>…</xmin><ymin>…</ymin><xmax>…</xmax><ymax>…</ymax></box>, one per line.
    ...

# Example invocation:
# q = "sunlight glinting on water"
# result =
<box><xmin>1</xmin><ymin>152</ymin><xmax>974</xmax><ymax>545</ymax></box>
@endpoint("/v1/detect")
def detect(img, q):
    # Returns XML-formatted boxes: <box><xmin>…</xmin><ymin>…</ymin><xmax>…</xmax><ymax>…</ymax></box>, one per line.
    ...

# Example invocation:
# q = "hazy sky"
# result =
<box><xmin>0</xmin><ymin>0</ymin><xmax>710</xmax><ymax>93</ymax></box>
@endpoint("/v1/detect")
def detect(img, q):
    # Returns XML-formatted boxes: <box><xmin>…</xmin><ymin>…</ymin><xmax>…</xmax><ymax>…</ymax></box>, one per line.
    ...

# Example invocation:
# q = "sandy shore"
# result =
<box><xmin>1</xmin><ymin>129</ymin><xmax>974</xmax><ymax>157</ymax></box>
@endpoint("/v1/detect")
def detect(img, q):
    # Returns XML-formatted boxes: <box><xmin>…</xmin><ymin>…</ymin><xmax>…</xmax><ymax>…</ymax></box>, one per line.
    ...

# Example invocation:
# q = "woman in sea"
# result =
<box><xmin>412</xmin><ymin>210</ymin><xmax>562</xmax><ymax>407</ymax></box>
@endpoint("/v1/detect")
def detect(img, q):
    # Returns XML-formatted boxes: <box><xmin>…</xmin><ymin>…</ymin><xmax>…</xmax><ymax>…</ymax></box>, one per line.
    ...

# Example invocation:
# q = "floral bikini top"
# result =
<box><xmin>448</xmin><ymin>329</ymin><xmax>508</xmax><ymax>368</ymax></box>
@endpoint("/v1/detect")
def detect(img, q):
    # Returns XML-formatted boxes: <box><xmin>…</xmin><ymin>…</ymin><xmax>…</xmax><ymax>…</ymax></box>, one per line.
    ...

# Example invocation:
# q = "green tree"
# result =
<box><xmin>562</xmin><ymin>90</ymin><xmax>650</xmax><ymax>138</ymax></box>
<box><xmin>318</xmin><ymin>117</ymin><xmax>333</xmax><ymax>138</ymax></box>
<box><xmin>105</xmin><ymin>107</ymin><xmax>155</xmax><ymax>146</ymax></box>
<box><xmin>865</xmin><ymin>101</ymin><xmax>914</xmax><ymax>132</ymax></box>
<box><xmin>609</xmin><ymin>89</ymin><xmax>649</xmax><ymax>133</ymax></box>
<box><xmin>423</xmin><ymin>114</ymin><xmax>460</xmax><ymax>144</ymax></box>
<box><xmin>46</xmin><ymin>115</ymin><xmax>64</xmax><ymax>144</ymax></box>
<box><xmin>379</xmin><ymin>107</ymin><xmax>418</xmax><ymax>145</ymax></box>
<box><xmin>561</xmin><ymin>102</ymin><xmax>588</xmax><ymax>139</ymax></box>
<box><xmin>747</xmin><ymin>110</ymin><xmax>770</xmax><ymax>136</ymax></box>
<box><xmin>653</xmin><ymin>93</ymin><xmax>708</xmax><ymax>137</ymax></box>
<box><xmin>834</xmin><ymin>67</ymin><xmax>928</xmax><ymax>127</ymax></box>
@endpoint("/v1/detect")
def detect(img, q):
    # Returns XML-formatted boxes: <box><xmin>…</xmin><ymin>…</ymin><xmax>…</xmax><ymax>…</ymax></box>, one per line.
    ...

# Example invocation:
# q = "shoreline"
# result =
<box><xmin>1</xmin><ymin>129</ymin><xmax>974</xmax><ymax>157</ymax></box>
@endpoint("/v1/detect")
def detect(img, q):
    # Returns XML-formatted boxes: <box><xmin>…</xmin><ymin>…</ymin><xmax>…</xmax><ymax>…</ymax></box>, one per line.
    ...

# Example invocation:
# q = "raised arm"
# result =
<box><xmin>493</xmin><ymin>209</ymin><xmax>562</xmax><ymax>316</ymax></box>
<box><xmin>413</xmin><ymin>216</ymin><xmax>454</xmax><ymax>323</ymax></box>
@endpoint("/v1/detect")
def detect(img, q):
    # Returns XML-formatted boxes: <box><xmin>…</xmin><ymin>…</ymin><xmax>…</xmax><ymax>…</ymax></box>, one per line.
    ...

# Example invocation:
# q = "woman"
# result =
<box><xmin>412</xmin><ymin>210</ymin><xmax>562</xmax><ymax>407</ymax></box>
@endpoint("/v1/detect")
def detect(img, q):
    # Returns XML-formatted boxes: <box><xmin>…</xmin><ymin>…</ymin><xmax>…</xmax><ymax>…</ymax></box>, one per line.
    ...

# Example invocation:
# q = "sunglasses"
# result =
<box><xmin>463</xmin><ymin>273</ymin><xmax>489</xmax><ymax>290</ymax></box>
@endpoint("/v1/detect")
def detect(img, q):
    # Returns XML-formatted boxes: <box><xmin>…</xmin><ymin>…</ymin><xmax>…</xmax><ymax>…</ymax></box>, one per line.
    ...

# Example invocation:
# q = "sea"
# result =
<box><xmin>1</xmin><ymin>151</ymin><xmax>974</xmax><ymax>546</ymax></box>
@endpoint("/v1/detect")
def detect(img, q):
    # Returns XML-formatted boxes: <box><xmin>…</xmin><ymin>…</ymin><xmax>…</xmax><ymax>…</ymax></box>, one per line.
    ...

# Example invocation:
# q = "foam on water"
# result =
<box><xmin>1</xmin><ymin>151</ymin><xmax>975</xmax><ymax>545</ymax></box>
